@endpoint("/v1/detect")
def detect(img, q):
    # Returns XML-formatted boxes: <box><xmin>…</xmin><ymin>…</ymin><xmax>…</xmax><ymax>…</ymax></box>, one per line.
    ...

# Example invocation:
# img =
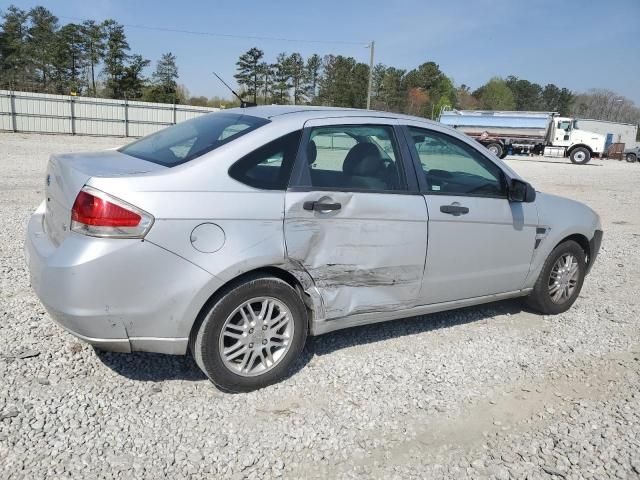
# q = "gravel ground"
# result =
<box><xmin>1</xmin><ymin>133</ymin><xmax>639</xmax><ymax>479</ymax></box>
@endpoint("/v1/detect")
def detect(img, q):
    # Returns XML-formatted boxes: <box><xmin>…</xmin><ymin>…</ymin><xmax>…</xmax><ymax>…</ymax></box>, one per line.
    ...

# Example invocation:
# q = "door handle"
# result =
<box><xmin>440</xmin><ymin>204</ymin><xmax>469</xmax><ymax>216</ymax></box>
<box><xmin>303</xmin><ymin>201</ymin><xmax>342</xmax><ymax>212</ymax></box>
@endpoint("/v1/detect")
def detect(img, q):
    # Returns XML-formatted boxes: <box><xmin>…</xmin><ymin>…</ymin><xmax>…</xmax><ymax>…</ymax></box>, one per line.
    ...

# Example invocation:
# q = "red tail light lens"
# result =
<box><xmin>72</xmin><ymin>191</ymin><xmax>141</xmax><ymax>227</ymax></box>
<box><xmin>71</xmin><ymin>186</ymin><xmax>153</xmax><ymax>238</ymax></box>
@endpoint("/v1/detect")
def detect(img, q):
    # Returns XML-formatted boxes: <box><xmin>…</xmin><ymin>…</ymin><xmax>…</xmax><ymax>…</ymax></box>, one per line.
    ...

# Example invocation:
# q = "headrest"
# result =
<box><xmin>343</xmin><ymin>143</ymin><xmax>383</xmax><ymax>176</ymax></box>
<box><xmin>307</xmin><ymin>140</ymin><xmax>317</xmax><ymax>164</ymax></box>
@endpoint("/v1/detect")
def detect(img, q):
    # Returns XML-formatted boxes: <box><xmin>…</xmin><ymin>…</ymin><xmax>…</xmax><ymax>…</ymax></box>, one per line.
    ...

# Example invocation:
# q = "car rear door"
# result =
<box><xmin>402</xmin><ymin>123</ymin><xmax>538</xmax><ymax>304</ymax></box>
<box><xmin>284</xmin><ymin>117</ymin><xmax>428</xmax><ymax>322</ymax></box>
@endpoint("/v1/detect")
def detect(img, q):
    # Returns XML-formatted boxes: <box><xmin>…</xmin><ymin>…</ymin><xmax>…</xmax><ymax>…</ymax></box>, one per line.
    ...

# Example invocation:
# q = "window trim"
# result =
<box><xmin>401</xmin><ymin>125</ymin><xmax>510</xmax><ymax>199</ymax></box>
<box><xmin>288</xmin><ymin>123</ymin><xmax>418</xmax><ymax>195</ymax></box>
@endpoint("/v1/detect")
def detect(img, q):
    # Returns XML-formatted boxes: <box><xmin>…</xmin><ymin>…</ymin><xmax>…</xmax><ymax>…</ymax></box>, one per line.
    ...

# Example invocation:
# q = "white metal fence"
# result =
<box><xmin>0</xmin><ymin>90</ymin><xmax>220</xmax><ymax>137</ymax></box>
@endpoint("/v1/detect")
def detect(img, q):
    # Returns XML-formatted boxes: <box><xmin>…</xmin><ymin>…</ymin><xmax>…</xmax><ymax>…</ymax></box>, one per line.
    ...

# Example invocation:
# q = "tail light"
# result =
<box><xmin>71</xmin><ymin>186</ymin><xmax>153</xmax><ymax>238</ymax></box>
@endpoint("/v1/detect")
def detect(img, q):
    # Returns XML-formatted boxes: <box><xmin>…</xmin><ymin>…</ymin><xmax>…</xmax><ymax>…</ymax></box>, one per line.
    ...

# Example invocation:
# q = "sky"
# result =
<box><xmin>4</xmin><ymin>0</ymin><xmax>640</xmax><ymax>103</ymax></box>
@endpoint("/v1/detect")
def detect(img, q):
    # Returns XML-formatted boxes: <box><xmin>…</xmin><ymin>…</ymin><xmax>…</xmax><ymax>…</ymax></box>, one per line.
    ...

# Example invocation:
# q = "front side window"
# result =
<box><xmin>229</xmin><ymin>130</ymin><xmax>302</xmax><ymax>190</ymax></box>
<box><xmin>298</xmin><ymin>125</ymin><xmax>406</xmax><ymax>192</ymax></box>
<box><xmin>119</xmin><ymin>113</ymin><xmax>269</xmax><ymax>167</ymax></box>
<box><xmin>407</xmin><ymin>127</ymin><xmax>506</xmax><ymax>197</ymax></box>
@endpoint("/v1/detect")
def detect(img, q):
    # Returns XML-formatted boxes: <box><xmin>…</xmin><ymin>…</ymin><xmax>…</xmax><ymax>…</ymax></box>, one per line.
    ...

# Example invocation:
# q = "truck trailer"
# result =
<box><xmin>439</xmin><ymin>109</ymin><xmax>607</xmax><ymax>164</ymax></box>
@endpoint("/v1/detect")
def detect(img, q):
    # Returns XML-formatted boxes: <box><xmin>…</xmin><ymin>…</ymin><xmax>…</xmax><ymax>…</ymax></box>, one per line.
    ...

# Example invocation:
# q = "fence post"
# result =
<box><xmin>172</xmin><ymin>102</ymin><xmax>177</xmax><ymax>125</ymax></box>
<box><xmin>69</xmin><ymin>98</ymin><xmax>76</xmax><ymax>135</ymax></box>
<box><xmin>124</xmin><ymin>99</ymin><xmax>129</xmax><ymax>137</ymax></box>
<box><xmin>9</xmin><ymin>91</ymin><xmax>17</xmax><ymax>132</ymax></box>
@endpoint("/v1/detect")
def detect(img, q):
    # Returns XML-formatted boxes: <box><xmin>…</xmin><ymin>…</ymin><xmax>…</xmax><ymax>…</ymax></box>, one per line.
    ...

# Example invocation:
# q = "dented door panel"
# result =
<box><xmin>284</xmin><ymin>190</ymin><xmax>428</xmax><ymax>320</ymax></box>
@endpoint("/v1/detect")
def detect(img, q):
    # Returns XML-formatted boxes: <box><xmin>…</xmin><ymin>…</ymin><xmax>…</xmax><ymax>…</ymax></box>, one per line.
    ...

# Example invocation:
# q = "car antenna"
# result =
<box><xmin>212</xmin><ymin>72</ymin><xmax>257</xmax><ymax>108</ymax></box>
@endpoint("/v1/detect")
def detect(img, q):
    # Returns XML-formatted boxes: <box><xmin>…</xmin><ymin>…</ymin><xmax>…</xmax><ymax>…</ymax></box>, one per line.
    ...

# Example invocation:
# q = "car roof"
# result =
<box><xmin>223</xmin><ymin>105</ymin><xmax>442</xmax><ymax>126</ymax></box>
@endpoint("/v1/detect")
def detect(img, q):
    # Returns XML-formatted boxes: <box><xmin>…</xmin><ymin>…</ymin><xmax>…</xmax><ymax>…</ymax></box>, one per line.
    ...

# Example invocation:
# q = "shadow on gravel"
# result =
<box><xmin>95</xmin><ymin>350</ymin><xmax>207</xmax><ymax>382</ymax></box>
<box><xmin>305</xmin><ymin>299</ymin><xmax>527</xmax><ymax>359</ymax></box>
<box><xmin>94</xmin><ymin>299</ymin><xmax>529</xmax><ymax>385</ymax></box>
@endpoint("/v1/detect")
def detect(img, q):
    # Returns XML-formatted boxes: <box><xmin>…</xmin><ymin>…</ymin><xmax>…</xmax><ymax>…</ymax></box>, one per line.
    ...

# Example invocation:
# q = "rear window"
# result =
<box><xmin>119</xmin><ymin>112</ymin><xmax>269</xmax><ymax>167</ymax></box>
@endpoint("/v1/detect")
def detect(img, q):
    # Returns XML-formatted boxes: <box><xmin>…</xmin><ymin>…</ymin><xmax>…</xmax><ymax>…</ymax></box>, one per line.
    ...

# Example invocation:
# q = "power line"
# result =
<box><xmin>58</xmin><ymin>15</ymin><xmax>368</xmax><ymax>46</ymax></box>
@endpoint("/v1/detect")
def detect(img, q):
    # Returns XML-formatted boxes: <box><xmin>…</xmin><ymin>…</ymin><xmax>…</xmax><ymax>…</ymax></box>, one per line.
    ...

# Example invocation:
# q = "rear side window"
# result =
<box><xmin>229</xmin><ymin>130</ymin><xmax>302</xmax><ymax>190</ymax></box>
<box><xmin>119</xmin><ymin>112</ymin><xmax>269</xmax><ymax>167</ymax></box>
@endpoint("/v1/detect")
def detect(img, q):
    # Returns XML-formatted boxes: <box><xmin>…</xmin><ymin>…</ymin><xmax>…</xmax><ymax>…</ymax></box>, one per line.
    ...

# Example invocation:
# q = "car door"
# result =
<box><xmin>403</xmin><ymin>124</ymin><xmax>537</xmax><ymax>304</ymax></box>
<box><xmin>284</xmin><ymin>117</ymin><xmax>428</xmax><ymax>321</ymax></box>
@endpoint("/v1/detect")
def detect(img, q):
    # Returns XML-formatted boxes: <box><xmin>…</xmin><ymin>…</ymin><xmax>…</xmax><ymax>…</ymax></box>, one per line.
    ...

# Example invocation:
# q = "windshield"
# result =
<box><xmin>119</xmin><ymin>112</ymin><xmax>269</xmax><ymax>167</ymax></box>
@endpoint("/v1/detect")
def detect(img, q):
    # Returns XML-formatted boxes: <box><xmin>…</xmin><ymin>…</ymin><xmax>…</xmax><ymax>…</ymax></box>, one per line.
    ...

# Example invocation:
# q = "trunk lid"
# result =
<box><xmin>44</xmin><ymin>150</ymin><xmax>165</xmax><ymax>245</ymax></box>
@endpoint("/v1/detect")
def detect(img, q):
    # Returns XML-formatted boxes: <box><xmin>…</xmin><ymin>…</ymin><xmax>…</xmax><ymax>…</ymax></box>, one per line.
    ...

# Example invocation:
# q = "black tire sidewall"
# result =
<box><xmin>197</xmin><ymin>277</ymin><xmax>308</xmax><ymax>392</ymax></box>
<box><xmin>487</xmin><ymin>143</ymin><xmax>503</xmax><ymax>158</ymax></box>
<box><xmin>570</xmin><ymin>147</ymin><xmax>591</xmax><ymax>164</ymax></box>
<box><xmin>627</xmin><ymin>153</ymin><xmax>637</xmax><ymax>163</ymax></box>
<box><xmin>529</xmin><ymin>240</ymin><xmax>586</xmax><ymax>314</ymax></box>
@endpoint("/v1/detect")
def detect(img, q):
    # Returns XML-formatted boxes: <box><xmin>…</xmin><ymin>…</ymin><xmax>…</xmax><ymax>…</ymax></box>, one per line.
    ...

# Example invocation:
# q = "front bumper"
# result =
<box><xmin>25</xmin><ymin>202</ymin><xmax>213</xmax><ymax>354</ymax></box>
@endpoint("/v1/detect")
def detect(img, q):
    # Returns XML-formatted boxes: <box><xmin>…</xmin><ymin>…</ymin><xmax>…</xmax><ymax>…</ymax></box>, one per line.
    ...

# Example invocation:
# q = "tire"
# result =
<box><xmin>626</xmin><ymin>153</ymin><xmax>637</xmax><ymax>163</ymax></box>
<box><xmin>525</xmin><ymin>240</ymin><xmax>586</xmax><ymax>315</ymax></box>
<box><xmin>191</xmin><ymin>275</ymin><xmax>308</xmax><ymax>392</ymax></box>
<box><xmin>569</xmin><ymin>147</ymin><xmax>591</xmax><ymax>164</ymax></box>
<box><xmin>486</xmin><ymin>142</ymin><xmax>504</xmax><ymax>158</ymax></box>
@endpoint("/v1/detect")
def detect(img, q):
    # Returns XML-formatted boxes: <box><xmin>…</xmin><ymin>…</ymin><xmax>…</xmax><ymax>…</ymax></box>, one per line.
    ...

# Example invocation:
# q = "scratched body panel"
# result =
<box><xmin>284</xmin><ymin>191</ymin><xmax>428</xmax><ymax>320</ymax></box>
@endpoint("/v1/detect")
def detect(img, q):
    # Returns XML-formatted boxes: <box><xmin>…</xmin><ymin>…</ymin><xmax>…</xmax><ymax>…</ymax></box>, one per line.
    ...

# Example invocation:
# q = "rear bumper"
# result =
<box><xmin>587</xmin><ymin>229</ymin><xmax>603</xmax><ymax>274</ymax></box>
<box><xmin>25</xmin><ymin>202</ymin><xmax>213</xmax><ymax>354</ymax></box>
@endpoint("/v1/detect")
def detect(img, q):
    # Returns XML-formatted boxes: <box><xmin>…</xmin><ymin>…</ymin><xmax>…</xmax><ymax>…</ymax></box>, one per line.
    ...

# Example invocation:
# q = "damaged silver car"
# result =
<box><xmin>25</xmin><ymin>106</ymin><xmax>603</xmax><ymax>391</ymax></box>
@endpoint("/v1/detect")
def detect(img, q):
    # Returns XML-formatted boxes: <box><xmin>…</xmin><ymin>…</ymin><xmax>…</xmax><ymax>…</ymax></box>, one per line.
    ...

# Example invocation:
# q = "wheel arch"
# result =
<box><xmin>187</xmin><ymin>265</ymin><xmax>317</xmax><ymax>354</ymax></box>
<box><xmin>555</xmin><ymin>233</ymin><xmax>591</xmax><ymax>265</ymax></box>
<box><xmin>567</xmin><ymin>143</ymin><xmax>593</xmax><ymax>155</ymax></box>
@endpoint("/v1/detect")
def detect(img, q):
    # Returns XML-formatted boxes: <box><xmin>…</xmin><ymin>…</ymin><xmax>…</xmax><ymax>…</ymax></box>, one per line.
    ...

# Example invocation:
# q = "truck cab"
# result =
<box><xmin>550</xmin><ymin>117</ymin><xmax>606</xmax><ymax>158</ymax></box>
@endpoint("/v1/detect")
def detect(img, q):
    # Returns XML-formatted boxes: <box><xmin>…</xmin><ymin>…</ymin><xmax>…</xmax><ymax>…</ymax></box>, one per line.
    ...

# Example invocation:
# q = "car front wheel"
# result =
<box><xmin>525</xmin><ymin>240</ymin><xmax>586</xmax><ymax>315</ymax></box>
<box><xmin>626</xmin><ymin>153</ymin><xmax>637</xmax><ymax>163</ymax></box>
<box><xmin>191</xmin><ymin>275</ymin><xmax>308</xmax><ymax>392</ymax></box>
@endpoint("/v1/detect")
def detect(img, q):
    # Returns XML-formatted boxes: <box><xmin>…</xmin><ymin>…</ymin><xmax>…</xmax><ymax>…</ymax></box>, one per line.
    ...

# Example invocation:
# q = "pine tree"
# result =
<box><xmin>272</xmin><ymin>53</ymin><xmax>291</xmax><ymax>104</ymax></box>
<box><xmin>102</xmin><ymin>19</ymin><xmax>130</xmax><ymax>98</ymax></box>
<box><xmin>27</xmin><ymin>6</ymin><xmax>58</xmax><ymax>90</ymax></box>
<box><xmin>234</xmin><ymin>47</ymin><xmax>263</xmax><ymax>104</ymax></box>
<box><xmin>0</xmin><ymin>6</ymin><xmax>31</xmax><ymax>87</ymax></box>
<box><xmin>80</xmin><ymin>20</ymin><xmax>106</xmax><ymax>96</ymax></box>
<box><xmin>52</xmin><ymin>23</ymin><xmax>86</xmax><ymax>94</ymax></box>
<box><xmin>288</xmin><ymin>53</ymin><xmax>306</xmax><ymax>105</ymax></box>
<box><xmin>144</xmin><ymin>52</ymin><xmax>179</xmax><ymax>103</ymax></box>
<box><xmin>305</xmin><ymin>54</ymin><xmax>322</xmax><ymax>103</ymax></box>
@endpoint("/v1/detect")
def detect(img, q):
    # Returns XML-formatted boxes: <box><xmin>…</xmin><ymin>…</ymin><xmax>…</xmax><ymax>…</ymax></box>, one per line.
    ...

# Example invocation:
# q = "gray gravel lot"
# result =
<box><xmin>1</xmin><ymin>132</ymin><xmax>639</xmax><ymax>479</ymax></box>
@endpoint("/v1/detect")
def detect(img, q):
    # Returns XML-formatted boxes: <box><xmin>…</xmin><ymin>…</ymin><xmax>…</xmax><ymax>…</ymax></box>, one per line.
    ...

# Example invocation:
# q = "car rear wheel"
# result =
<box><xmin>626</xmin><ymin>153</ymin><xmax>637</xmax><ymax>163</ymax></box>
<box><xmin>525</xmin><ymin>240</ymin><xmax>586</xmax><ymax>315</ymax></box>
<box><xmin>191</xmin><ymin>275</ymin><xmax>308</xmax><ymax>392</ymax></box>
<box><xmin>569</xmin><ymin>147</ymin><xmax>591</xmax><ymax>164</ymax></box>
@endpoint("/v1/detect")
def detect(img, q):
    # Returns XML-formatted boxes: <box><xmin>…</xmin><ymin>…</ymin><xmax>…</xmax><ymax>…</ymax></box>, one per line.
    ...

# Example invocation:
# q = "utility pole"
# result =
<box><xmin>366</xmin><ymin>40</ymin><xmax>375</xmax><ymax>110</ymax></box>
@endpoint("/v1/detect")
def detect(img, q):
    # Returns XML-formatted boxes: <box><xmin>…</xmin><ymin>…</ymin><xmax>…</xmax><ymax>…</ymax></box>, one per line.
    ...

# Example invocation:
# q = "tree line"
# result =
<box><xmin>2</xmin><ymin>4</ymin><xmax>639</xmax><ymax>130</ymax></box>
<box><xmin>0</xmin><ymin>5</ymin><xmax>180</xmax><ymax>103</ymax></box>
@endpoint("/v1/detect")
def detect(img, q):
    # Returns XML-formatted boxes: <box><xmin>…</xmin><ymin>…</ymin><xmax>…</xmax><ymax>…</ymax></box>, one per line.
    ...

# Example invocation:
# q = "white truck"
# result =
<box><xmin>439</xmin><ymin>109</ymin><xmax>607</xmax><ymax>164</ymax></box>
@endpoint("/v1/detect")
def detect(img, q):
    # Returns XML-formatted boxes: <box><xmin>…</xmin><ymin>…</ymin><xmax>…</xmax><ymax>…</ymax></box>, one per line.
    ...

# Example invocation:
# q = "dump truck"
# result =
<box><xmin>439</xmin><ymin>109</ymin><xmax>607</xmax><ymax>164</ymax></box>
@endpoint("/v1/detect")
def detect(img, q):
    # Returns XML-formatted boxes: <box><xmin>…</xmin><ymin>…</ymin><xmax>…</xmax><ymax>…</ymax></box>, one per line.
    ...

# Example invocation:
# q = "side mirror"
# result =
<box><xmin>509</xmin><ymin>179</ymin><xmax>536</xmax><ymax>203</ymax></box>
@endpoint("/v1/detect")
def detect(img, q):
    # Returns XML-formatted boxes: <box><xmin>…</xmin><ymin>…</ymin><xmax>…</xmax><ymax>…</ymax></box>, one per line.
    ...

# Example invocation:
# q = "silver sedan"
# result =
<box><xmin>25</xmin><ymin>106</ymin><xmax>603</xmax><ymax>391</ymax></box>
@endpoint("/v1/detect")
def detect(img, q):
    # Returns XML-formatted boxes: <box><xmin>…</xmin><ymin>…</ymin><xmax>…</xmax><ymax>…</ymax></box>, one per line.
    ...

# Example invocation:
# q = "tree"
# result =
<box><xmin>120</xmin><ymin>54</ymin><xmax>149</xmax><ymax>99</ymax></box>
<box><xmin>317</xmin><ymin>55</ymin><xmax>368</xmax><ymax>108</ymax></box>
<box><xmin>378</xmin><ymin>67</ymin><xmax>405</xmax><ymax>112</ymax></box>
<box><xmin>272</xmin><ymin>52</ymin><xmax>291</xmax><ymax>104</ymax></box>
<box><xmin>456</xmin><ymin>84</ymin><xmax>480</xmax><ymax>110</ymax></box>
<box><xmin>26</xmin><ymin>6</ymin><xmax>58</xmax><ymax>90</ymax></box>
<box><xmin>234</xmin><ymin>47</ymin><xmax>263</xmax><ymax>104</ymax></box>
<box><xmin>288</xmin><ymin>52</ymin><xmax>306</xmax><ymax>105</ymax></box>
<box><xmin>403</xmin><ymin>62</ymin><xmax>454</xmax><ymax>117</ymax></box>
<box><xmin>475</xmin><ymin>77</ymin><xmax>515</xmax><ymax>110</ymax></box>
<box><xmin>541</xmin><ymin>84</ymin><xmax>574</xmax><ymax>115</ymax></box>
<box><xmin>305</xmin><ymin>54</ymin><xmax>322</xmax><ymax>103</ymax></box>
<box><xmin>571</xmin><ymin>89</ymin><xmax>639</xmax><ymax>125</ymax></box>
<box><xmin>257</xmin><ymin>61</ymin><xmax>273</xmax><ymax>104</ymax></box>
<box><xmin>51</xmin><ymin>23</ymin><xmax>86</xmax><ymax>94</ymax></box>
<box><xmin>102</xmin><ymin>19</ymin><xmax>130</xmax><ymax>98</ymax></box>
<box><xmin>0</xmin><ymin>6</ymin><xmax>31</xmax><ymax>87</ymax></box>
<box><xmin>80</xmin><ymin>20</ymin><xmax>106</xmax><ymax>96</ymax></box>
<box><xmin>143</xmin><ymin>52</ymin><xmax>179</xmax><ymax>103</ymax></box>
<box><xmin>505</xmin><ymin>75</ymin><xmax>543</xmax><ymax>111</ymax></box>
